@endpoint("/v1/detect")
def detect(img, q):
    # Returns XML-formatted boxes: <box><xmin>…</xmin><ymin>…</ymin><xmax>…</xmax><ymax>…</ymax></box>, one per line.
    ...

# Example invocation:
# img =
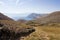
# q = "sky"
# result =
<box><xmin>0</xmin><ymin>0</ymin><xmax>60</xmax><ymax>19</ymax></box>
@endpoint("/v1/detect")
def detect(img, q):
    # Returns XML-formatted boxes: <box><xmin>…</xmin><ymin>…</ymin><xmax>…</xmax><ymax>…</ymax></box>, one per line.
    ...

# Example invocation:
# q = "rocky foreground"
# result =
<box><xmin>0</xmin><ymin>20</ymin><xmax>35</xmax><ymax>40</ymax></box>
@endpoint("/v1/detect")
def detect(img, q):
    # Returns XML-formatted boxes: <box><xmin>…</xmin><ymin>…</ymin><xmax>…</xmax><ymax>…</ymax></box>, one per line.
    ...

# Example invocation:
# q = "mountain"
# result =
<box><xmin>27</xmin><ymin>13</ymin><xmax>41</xmax><ymax>19</ymax></box>
<box><xmin>34</xmin><ymin>11</ymin><xmax>60</xmax><ymax>24</ymax></box>
<box><xmin>0</xmin><ymin>13</ymin><xmax>13</xmax><ymax>20</ymax></box>
<box><xmin>0</xmin><ymin>12</ymin><xmax>35</xmax><ymax>40</ymax></box>
<box><xmin>18</xmin><ymin>13</ymin><xmax>48</xmax><ymax>21</ymax></box>
<box><xmin>25</xmin><ymin>13</ymin><xmax>48</xmax><ymax>20</ymax></box>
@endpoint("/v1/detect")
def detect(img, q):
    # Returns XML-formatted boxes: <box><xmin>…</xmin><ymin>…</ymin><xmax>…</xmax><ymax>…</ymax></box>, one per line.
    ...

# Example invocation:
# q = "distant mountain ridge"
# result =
<box><xmin>0</xmin><ymin>13</ymin><xmax>14</xmax><ymax>20</ymax></box>
<box><xmin>34</xmin><ymin>11</ymin><xmax>60</xmax><ymax>24</ymax></box>
<box><xmin>18</xmin><ymin>13</ymin><xmax>48</xmax><ymax>20</ymax></box>
<box><xmin>26</xmin><ymin>13</ymin><xmax>48</xmax><ymax>20</ymax></box>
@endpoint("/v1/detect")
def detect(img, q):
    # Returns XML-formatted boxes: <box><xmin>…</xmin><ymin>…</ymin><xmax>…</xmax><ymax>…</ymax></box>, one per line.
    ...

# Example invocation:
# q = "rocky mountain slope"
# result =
<box><xmin>0</xmin><ymin>13</ymin><xmax>35</xmax><ymax>40</ymax></box>
<box><xmin>36</xmin><ymin>11</ymin><xmax>60</xmax><ymax>24</ymax></box>
<box><xmin>0</xmin><ymin>13</ymin><xmax>13</xmax><ymax>20</ymax></box>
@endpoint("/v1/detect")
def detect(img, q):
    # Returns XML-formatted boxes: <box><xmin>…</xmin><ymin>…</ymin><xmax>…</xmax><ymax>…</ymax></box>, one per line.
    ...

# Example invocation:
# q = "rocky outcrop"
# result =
<box><xmin>0</xmin><ymin>21</ymin><xmax>35</xmax><ymax>40</ymax></box>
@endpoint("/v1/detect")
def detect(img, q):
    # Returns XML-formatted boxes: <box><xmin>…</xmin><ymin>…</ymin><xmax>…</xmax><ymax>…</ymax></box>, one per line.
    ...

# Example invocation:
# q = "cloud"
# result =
<box><xmin>16</xmin><ymin>0</ymin><xmax>20</xmax><ymax>6</ymax></box>
<box><xmin>0</xmin><ymin>1</ymin><xmax>5</xmax><ymax>6</ymax></box>
<box><xmin>16</xmin><ymin>0</ymin><xmax>26</xmax><ymax>6</ymax></box>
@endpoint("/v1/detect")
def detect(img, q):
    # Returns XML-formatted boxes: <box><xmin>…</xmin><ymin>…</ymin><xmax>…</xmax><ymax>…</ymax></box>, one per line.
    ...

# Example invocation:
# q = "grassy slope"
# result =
<box><xmin>23</xmin><ymin>26</ymin><xmax>60</xmax><ymax>40</ymax></box>
<box><xmin>0</xmin><ymin>20</ymin><xmax>35</xmax><ymax>40</ymax></box>
<box><xmin>0</xmin><ymin>21</ymin><xmax>60</xmax><ymax>40</ymax></box>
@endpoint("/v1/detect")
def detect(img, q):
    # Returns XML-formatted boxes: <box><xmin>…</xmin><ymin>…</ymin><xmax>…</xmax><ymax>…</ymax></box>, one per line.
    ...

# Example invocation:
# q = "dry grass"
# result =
<box><xmin>0</xmin><ymin>20</ymin><xmax>35</xmax><ymax>40</ymax></box>
<box><xmin>0</xmin><ymin>20</ymin><xmax>60</xmax><ymax>40</ymax></box>
<box><xmin>23</xmin><ymin>25</ymin><xmax>60</xmax><ymax>40</ymax></box>
<box><xmin>39</xmin><ymin>26</ymin><xmax>60</xmax><ymax>40</ymax></box>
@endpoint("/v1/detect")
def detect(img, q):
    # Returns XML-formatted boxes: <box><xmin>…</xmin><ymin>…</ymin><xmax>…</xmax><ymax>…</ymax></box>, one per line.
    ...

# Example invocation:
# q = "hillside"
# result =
<box><xmin>37</xmin><ymin>11</ymin><xmax>60</xmax><ymax>24</ymax></box>
<box><xmin>0</xmin><ymin>13</ymin><xmax>35</xmax><ymax>40</ymax></box>
<box><xmin>23</xmin><ymin>26</ymin><xmax>60</xmax><ymax>40</ymax></box>
<box><xmin>22</xmin><ymin>11</ymin><xmax>60</xmax><ymax>40</ymax></box>
<box><xmin>0</xmin><ymin>20</ymin><xmax>35</xmax><ymax>40</ymax></box>
<box><xmin>26</xmin><ymin>11</ymin><xmax>60</xmax><ymax>26</ymax></box>
<box><xmin>0</xmin><ymin>11</ymin><xmax>60</xmax><ymax>40</ymax></box>
<box><xmin>0</xmin><ymin>13</ymin><xmax>13</xmax><ymax>20</ymax></box>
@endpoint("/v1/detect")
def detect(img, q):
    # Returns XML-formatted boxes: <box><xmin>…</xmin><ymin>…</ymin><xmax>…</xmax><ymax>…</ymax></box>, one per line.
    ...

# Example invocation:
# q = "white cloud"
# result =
<box><xmin>16</xmin><ymin>0</ymin><xmax>27</xmax><ymax>6</ymax></box>
<box><xmin>16</xmin><ymin>0</ymin><xmax>20</xmax><ymax>6</ymax></box>
<box><xmin>0</xmin><ymin>1</ymin><xmax>5</xmax><ymax>6</ymax></box>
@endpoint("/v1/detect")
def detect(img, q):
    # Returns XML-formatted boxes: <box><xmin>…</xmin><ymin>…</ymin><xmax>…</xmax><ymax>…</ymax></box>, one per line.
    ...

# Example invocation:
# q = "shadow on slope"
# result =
<box><xmin>0</xmin><ymin>20</ymin><xmax>35</xmax><ymax>40</ymax></box>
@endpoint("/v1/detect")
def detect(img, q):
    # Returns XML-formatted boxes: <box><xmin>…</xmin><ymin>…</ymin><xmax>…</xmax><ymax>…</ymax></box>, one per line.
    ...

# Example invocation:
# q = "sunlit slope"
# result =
<box><xmin>23</xmin><ymin>26</ymin><xmax>60</xmax><ymax>40</ymax></box>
